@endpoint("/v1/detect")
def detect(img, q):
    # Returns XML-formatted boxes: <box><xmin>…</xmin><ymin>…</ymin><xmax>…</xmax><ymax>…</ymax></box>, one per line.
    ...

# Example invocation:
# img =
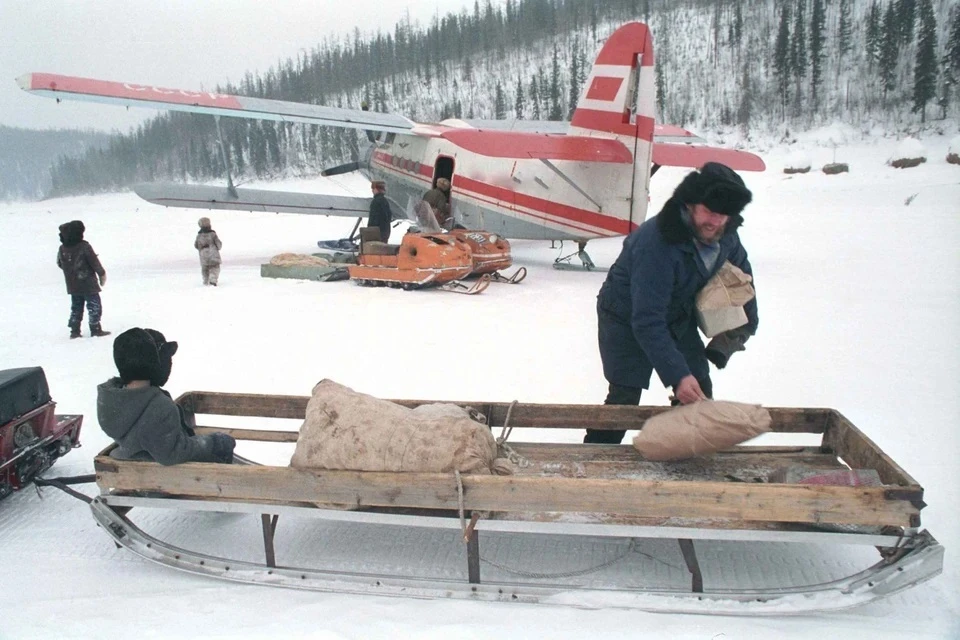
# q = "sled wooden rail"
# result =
<box><xmin>176</xmin><ymin>390</ymin><xmax>920</xmax><ymax>487</ymax></box>
<box><xmin>89</xmin><ymin>391</ymin><xmax>928</xmax><ymax>529</ymax></box>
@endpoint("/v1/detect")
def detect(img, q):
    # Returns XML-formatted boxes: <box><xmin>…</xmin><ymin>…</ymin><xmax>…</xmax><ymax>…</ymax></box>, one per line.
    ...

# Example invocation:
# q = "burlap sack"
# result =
<box><xmin>632</xmin><ymin>400</ymin><xmax>771</xmax><ymax>461</ymax></box>
<box><xmin>290</xmin><ymin>379</ymin><xmax>512</xmax><ymax>475</ymax></box>
<box><xmin>269</xmin><ymin>253</ymin><xmax>331</xmax><ymax>267</ymax></box>
<box><xmin>696</xmin><ymin>262</ymin><xmax>755</xmax><ymax>338</ymax></box>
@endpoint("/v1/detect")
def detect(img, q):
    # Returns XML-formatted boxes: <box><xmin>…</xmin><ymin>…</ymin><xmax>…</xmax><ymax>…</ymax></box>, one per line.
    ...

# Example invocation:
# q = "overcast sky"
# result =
<box><xmin>1</xmin><ymin>0</ymin><xmax>482</xmax><ymax>132</ymax></box>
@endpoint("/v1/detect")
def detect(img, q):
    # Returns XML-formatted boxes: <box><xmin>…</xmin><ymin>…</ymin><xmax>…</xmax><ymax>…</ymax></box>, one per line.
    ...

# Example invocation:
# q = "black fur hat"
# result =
<box><xmin>144</xmin><ymin>328</ymin><xmax>178</xmax><ymax>387</ymax></box>
<box><xmin>58</xmin><ymin>220</ymin><xmax>85</xmax><ymax>246</ymax></box>
<box><xmin>113</xmin><ymin>328</ymin><xmax>161</xmax><ymax>384</ymax></box>
<box><xmin>672</xmin><ymin>162</ymin><xmax>753</xmax><ymax>218</ymax></box>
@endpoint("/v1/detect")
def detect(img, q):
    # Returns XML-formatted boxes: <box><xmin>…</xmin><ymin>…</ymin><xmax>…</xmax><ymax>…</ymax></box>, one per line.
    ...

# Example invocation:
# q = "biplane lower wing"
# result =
<box><xmin>134</xmin><ymin>183</ymin><xmax>371</xmax><ymax>216</ymax></box>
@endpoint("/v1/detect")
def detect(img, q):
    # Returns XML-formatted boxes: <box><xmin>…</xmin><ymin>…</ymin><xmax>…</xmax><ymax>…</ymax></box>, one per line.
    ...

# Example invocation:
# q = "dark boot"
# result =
<box><xmin>69</xmin><ymin>326</ymin><xmax>82</xmax><ymax>339</ymax></box>
<box><xmin>90</xmin><ymin>324</ymin><xmax>112</xmax><ymax>337</ymax></box>
<box><xmin>584</xmin><ymin>384</ymin><xmax>643</xmax><ymax>444</ymax></box>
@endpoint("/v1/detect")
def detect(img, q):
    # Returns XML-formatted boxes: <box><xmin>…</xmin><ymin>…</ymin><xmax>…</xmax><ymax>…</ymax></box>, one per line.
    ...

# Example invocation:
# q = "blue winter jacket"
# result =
<box><xmin>597</xmin><ymin>199</ymin><xmax>758</xmax><ymax>389</ymax></box>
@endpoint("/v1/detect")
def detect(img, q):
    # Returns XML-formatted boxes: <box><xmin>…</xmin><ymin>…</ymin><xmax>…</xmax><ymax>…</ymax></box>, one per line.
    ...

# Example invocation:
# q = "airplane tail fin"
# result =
<box><xmin>570</xmin><ymin>22</ymin><xmax>655</xmax><ymax>227</ymax></box>
<box><xmin>570</xmin><ymin>22</ymin><xmax>655</xmax><ymax>142</ymax></box>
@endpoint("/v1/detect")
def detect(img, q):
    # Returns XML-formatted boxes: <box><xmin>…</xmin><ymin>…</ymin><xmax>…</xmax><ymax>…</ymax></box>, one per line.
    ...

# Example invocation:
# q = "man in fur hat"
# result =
<box><xmin>586</xmin><ymin>162</ymin><xmax>758</xmax><ymax>444</ymax></box>
<box><xmin>96</xmin><ymin>328</ymin><xmax>236</xmax><ymax>465</ymax></box>
<box><xmin>367</xmin><ymin>181</ymin><xmax>393</xmax><ymax>242</ymax></box>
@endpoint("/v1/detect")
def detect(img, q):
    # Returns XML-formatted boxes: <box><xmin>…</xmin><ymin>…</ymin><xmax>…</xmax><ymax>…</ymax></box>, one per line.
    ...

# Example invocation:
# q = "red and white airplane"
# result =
<box><xmin>18</xmin><ymin>22</ymin><xmax>764</xmax><ymax>269</ymax></box>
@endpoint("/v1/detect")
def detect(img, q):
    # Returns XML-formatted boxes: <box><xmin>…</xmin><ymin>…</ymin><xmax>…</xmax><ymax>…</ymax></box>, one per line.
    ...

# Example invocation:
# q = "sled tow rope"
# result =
<box><xmin>34</xmin><ymin>473</ymin><xmax>97</xmax><ymax>504</ymax></box>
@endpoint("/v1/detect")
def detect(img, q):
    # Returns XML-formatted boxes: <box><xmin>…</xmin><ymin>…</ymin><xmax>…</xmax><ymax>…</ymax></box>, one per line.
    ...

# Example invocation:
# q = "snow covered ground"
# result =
<box><xmin>0</xmin><ymin>134</ymin><xmax>957</xmax><ymax>638</ymax></box>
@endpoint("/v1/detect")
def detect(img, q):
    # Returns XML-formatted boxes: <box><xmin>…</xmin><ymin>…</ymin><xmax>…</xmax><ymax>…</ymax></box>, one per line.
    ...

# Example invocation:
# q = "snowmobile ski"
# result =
<box><xmin>438</xmin><ymin>274</ymin><xmax>491</xmax><ymax>294</ymax></box>
<box><xmin>490</xmin><ymin>267</ymin><xmax>527</xmax><ymax>284</ymax></box>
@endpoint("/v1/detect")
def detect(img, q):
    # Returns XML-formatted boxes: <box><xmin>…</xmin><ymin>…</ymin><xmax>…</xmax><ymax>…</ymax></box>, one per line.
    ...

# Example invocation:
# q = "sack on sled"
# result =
<box><xmin>696</xmin><ymin>261</ymin><xmax>755</xmax><ymax>338</ymax></box>
<box><xmin>632</xmin><ymin>400</ymin><xmax>771</xmax><ymax>461</ymax></box>
<box><xmin>290</xmin><ymin>379</ymin><xmax>512</xmax><ymax>475</ymax></box>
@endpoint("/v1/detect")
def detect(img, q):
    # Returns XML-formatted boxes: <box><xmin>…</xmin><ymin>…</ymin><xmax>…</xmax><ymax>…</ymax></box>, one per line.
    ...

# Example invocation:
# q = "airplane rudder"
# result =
<box><xmin>571</xmin><ymin>22</ymin><xmax>654</xmax><ymax>139</ymax></box>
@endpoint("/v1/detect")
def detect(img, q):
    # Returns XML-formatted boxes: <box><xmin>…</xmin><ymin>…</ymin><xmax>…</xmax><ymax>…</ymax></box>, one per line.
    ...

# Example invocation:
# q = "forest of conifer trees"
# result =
<box><xmin>41</xmin><ymin>0</ymin><xmax>960</xmax><ymax>199</ymax></box>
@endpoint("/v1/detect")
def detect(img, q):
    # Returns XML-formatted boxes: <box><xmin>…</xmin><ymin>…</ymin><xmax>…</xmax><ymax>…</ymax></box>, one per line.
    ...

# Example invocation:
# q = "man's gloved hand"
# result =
<box><xmin>209</xmin><ymin>432</ymin><xmax>237</xmax><ymax>464</ymax></box>
<box><xmin>99</xmin><ymin>272</ymin><xmax>107</xmax><ymax>287</ymax></box>
<box><xmin>705</xmin><ymin>327</ymin><xmax>752</xmax><ymax>369</ymax></box>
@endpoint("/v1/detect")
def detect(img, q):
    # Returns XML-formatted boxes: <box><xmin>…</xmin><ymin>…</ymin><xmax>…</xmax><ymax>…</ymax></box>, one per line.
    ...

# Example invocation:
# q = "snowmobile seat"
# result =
<box><xmin>360</xmin><ymin>227</ymin><xmax>400</xmax><ymax>256</ymax></box>
<box><xmin>0</xmin><ymin>367</ymin><xmax>51</xmax><ymax>426</ymax></box>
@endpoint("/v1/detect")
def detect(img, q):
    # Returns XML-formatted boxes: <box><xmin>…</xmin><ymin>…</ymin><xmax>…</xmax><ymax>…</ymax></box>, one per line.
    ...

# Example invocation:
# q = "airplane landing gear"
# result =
<box><xmin>553</xmin><ymin>241</ymin><xmax>607</xmax><ymax>272</ymax></box>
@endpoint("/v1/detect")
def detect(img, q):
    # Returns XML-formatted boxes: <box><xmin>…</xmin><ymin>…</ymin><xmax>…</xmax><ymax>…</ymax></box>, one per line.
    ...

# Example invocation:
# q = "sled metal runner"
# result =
<box><xmin>90</xmin><ymin>391</ymin><xmax>943</xmax><ymax>615</ymax></box>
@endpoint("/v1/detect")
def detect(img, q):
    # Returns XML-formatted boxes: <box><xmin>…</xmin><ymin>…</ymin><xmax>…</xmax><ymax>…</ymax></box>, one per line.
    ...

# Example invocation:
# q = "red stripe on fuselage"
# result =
<box><xmin>372</xmin><ymin>154</ymin><xmax>634</xmax><ymax>237</ymax></box>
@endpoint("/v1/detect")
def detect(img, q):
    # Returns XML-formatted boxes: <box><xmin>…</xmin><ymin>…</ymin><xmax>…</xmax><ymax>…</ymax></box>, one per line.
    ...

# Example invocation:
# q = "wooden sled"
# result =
<box><xmin>89</xmin><ymin>392</ymin><xmax>943</xmax><ymax>615</ymax></box>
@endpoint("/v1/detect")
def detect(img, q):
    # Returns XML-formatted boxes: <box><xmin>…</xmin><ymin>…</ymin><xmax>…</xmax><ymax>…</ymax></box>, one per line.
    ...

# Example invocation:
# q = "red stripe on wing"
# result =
<box><xmin>25</xmin><ymin>73</ymin><xmax>243</xmax><ymax>109</ymax></box>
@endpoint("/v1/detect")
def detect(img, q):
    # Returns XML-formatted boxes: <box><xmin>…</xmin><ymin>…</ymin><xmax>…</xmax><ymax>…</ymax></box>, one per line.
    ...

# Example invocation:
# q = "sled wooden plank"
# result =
<box><xmin>178</xmin><ymin>391</ymin><xmax>831</xmax><ymax>434</ymax></box>
<box><xmin>93</xmin><ymin>458</ymin><xmax>920</xmax><ymax>527</ymax></box>
<box><xmin>821</xmin><ymin>410</ymin><xmax>922</xmax><ymax>487</ymax></box>
<box><xmin>195</xmin><ymin>426</ymin><xmax>299</xmax><ymax>443</ymax></box>
<box><xmin>179</xmin><ymin>392</ymin><xmax>308</xmax><ymax>419</ymax></box>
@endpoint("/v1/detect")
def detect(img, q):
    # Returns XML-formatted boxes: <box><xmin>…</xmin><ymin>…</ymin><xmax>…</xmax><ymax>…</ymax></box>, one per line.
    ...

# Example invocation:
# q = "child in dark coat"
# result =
<box><xmin>56</xmin><ymin>220</ymin><xmax>110</xmax><ymax>338</ymax></box>
<box><xmin>194</xmin><ymin>217</ymin><xmax>223</xmax><ymax>286</ymax></box>
<box><xmin>96</xmin><ymin>327</ymin><xmax>236</xmax><ymax>465</ymax></box>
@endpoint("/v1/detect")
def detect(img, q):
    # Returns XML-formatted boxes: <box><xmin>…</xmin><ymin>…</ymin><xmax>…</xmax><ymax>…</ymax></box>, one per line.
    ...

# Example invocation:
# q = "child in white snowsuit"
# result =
<box><xmin>194</xmin><ymin>217</ymin><xmax>222</xmax><ymax>286</ymax></box>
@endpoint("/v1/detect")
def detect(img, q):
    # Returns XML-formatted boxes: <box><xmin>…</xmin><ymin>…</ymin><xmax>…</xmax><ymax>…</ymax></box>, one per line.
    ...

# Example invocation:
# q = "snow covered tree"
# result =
<box><xmin>495</xmin><ymin>80</ymin><xmax>507</xmax><ymax>119</ymax></box>
<box><xmin>656</xmin><ymin>56</ymin><xmax>667</xmax><ymax>122</ymax></box>
<box><xmin>896</xmin><ymin>0</ymin><xmax>917</xmax><ymax>45</ymax></box>
<box><xmin>942</xmin><ymin>7</ymin><xmax>960</xmax><ymax>117</ymax></box>
<box><xmin>730</xmin><ymin>0</ymin><xmax>744</xmax><ymax>52</ymax></box>
<box><xmin>514</xmin><ymin>75</ymin><xmax>525</xmax><ymax>119</ymax></box>
<box><xmin>567</xmin><ymin>41</ymin><xmax>583</xmax><ymax>119</ymax></box>
<box><xmin>865</xmin><ymin>1</ymin><xmax>882</xmax><ymax>70</ymax></box>
<box><xmin>810</xmin><ymin>0</ymin><xmax>826</xmax><ymax>108</ymax></box>
<box><xmin>791</xmin><ymin>0</ymin><xmax>808</xmax><ymax>105</ymax></box>
<box><xmin>737</xmin><ymin>63</ymin><xmax>753</xmax><ymax>129</ymax></box>
<box><xmin>879</xmin><ymin>2</ymin><xmax>900</xmax><ymax>101</ymax></box>
<box><xmin>548</xmin><ymin>46</ymin><xmax>564</xmax><ymax>121</ymax></box>
<box><xmin>837</xmin><ymin>0</ymin><xmax>853</xmax><ymax>62</ymax></box>
<box><xmin>773</xmin><ymin>5</ymin><xmax>792</xmax><ymax>116</ymax></box>
<box><xmin>529</xmin><ymin>74</ymin><xmax>541</xmax><ymax>120</ymax></box>
<box><xmin>911</xmin><ymin>0</ymin><xmax>938</xmax><ymax>121</ymax></box>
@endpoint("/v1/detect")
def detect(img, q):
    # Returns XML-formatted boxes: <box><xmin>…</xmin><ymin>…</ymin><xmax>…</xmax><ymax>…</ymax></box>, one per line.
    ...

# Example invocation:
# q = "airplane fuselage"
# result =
<box><xmin>367</xmin><ymin>126</ymin><xmax>639</xmax><ymax>243</ymax></box>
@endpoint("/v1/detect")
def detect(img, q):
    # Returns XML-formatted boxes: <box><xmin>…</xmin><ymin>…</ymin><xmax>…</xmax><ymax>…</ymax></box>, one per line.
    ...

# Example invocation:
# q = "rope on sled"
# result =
<box><xmin>496</xmin><ymin>400</ymin><xmax>529</xmax><ymax>469</ymax></box>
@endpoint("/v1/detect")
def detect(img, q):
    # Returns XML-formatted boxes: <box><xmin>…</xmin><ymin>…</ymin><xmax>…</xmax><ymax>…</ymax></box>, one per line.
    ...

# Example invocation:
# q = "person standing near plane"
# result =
<box><xmin>367</xmin><ymin>180</ymin><xmax>392</xmax><ymax>242</ymax></box>
<box><xmin>423</xmin><ymin>178</ymin><xmax>452</xmax><ymax>229</ymax></box>
<box><xmin>194</xmin><ymin>217</ymin><xmax>223</xmax><ymax>286</ymax></box>
<box><xmin>57</xmin><ymin>220</ymin><xmax>110</xmax><ymax>339</ymax></box>
<box><xmin>586</xmin><ymin>162</ymin><xmax>758</xmax><ymax>444</ymax></box>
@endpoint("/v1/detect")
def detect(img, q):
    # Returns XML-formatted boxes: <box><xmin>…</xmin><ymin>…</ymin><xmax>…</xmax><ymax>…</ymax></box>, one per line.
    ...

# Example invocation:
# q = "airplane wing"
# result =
<box><xmin>652</xmin><ymin>144</ymin><xmax>766</xmax><ymax>172</ymax></box>
<box><xmin>457</xmin><ymin>119</ymin><xmax>708</xmax><ymax>144</ymax></box>
<box><xmin>440</xmin><ymin>129</ymin><xmax>632</xmax><ymax>163</ymax></box>
<box><xmin>447</xmin><ymin>119</ymin><xmax>764</xmax><ymax>169</ymax></box>
<box><xmin>16</xmin><ymin>73</ymin><xmax>414</xmax><ymax>135</ymax></box>
<box><xmin>134</xmin><ymin>183</ymin><xmax>371</xmax><ymax>216</ymax></box>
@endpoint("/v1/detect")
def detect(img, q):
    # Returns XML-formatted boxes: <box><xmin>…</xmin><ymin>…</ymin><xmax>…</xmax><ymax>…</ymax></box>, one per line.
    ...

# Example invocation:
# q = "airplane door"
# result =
<box><xmin>432</xmin><ymin>156</ymin><xmax>457</xmax><ymax>228</ymax></box>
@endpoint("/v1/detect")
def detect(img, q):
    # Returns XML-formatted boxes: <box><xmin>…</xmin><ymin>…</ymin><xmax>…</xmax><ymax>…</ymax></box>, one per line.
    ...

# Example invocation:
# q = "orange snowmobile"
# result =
<box><xmin>448</xmin><ymin>229</ymin><xmax>527</xmax><ymax>284</ymax></box>
<box><xmin>348</xmin><ymin>228</ymin><xmax>489</xmax><ymax>294</ymax></box>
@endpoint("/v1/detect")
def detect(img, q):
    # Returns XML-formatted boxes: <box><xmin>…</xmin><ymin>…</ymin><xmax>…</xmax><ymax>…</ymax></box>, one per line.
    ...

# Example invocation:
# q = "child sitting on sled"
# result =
<box><xmin>96</xmin><ymin>328</ymin><xmax>236</xmax><ymax>465</ymax></box>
